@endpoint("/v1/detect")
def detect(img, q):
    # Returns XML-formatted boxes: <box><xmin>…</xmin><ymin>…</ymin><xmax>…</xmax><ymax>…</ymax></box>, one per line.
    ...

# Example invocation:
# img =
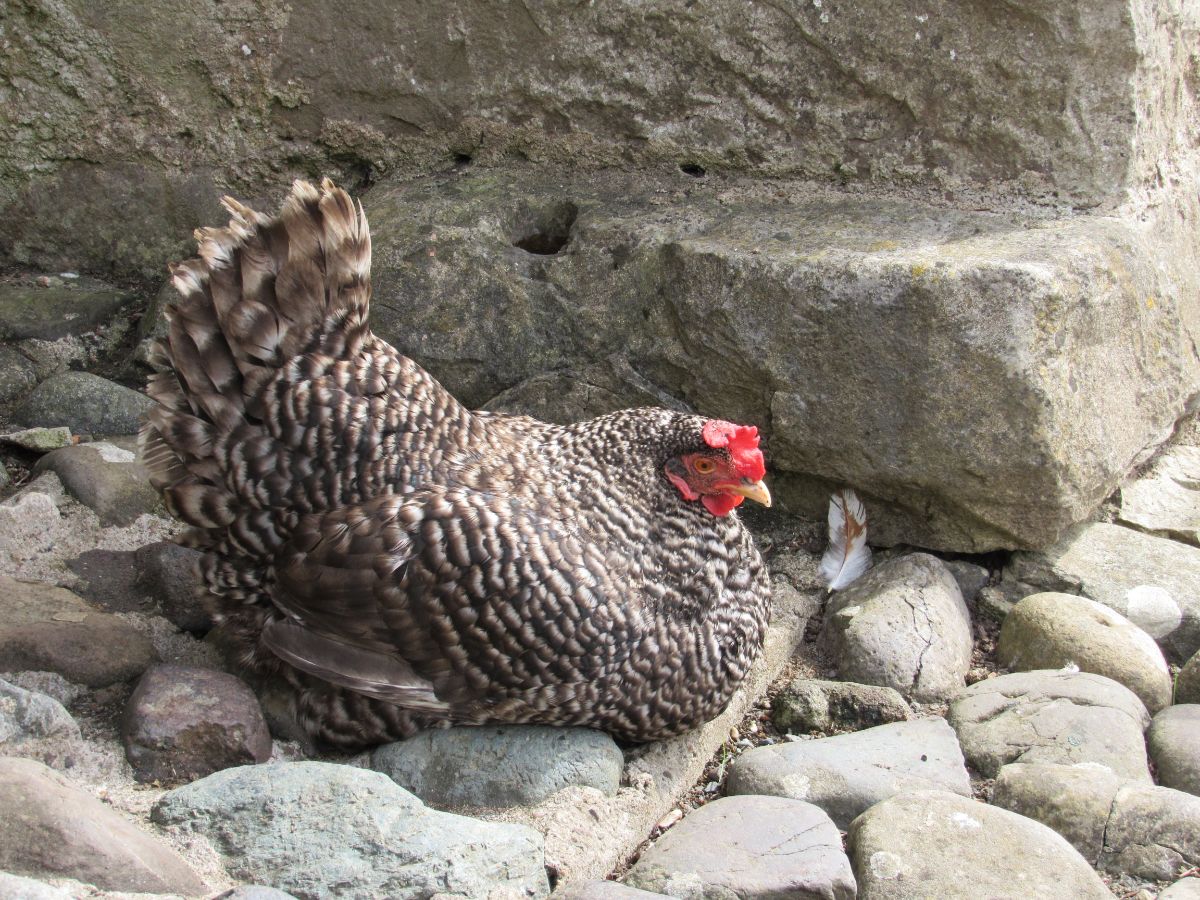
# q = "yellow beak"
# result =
<box><xmin>725</xmin><ymin>478</ymin><xmax>772</xmax><ymax>508</ymax></box>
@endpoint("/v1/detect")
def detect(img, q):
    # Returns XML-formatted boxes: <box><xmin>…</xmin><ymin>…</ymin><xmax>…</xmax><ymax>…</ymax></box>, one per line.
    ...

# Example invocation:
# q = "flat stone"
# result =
<box><xmin>13</xmin><ymin>372</ymin><xmax>154</xmax><ymax>436</ymax></box>
<box><xmin>371</xmin><ymin>725</ymin><xmax>623</xmax><ymax>808</ymax></box>
<box><xmin>0</xmin><ymin>427</ymin><xmax>73</xmax><ymax>453</ymax></box>
<box><xmin>997</xmin><ymin>592</ymin><xmax>1172</xmax><ymax>713</ymax></box>
<box><xmin>135</xmin><ymin>541</ymin><xmax>211</xmax><ymax>632</ymax></box>
<box><xmin>1161</xmin><ymin>877</ymin><xmax>1200</xmax><ymax>900</ymax></box>
<box><xmin>0</xmin><ymin>277</ymin><xmax>132</xmax><ymax>341</ymax></box>
<box><xmin>122</xmin><ymin>664</ymin><xmax>272</xmax><ymax>785</ymax></box>
<box><xmin>947</xmin><ymin>670</ymin><xmax>1152</xmax><ymax>780</ymax></box>
<box><xmin>66</xmin><ymin>549</ymin><xmax>154</xmax><ymax>614</ymax></box>
<box><xmin>0</xmin><ymin>871</ymin><xmax>73</xmax><ymax>900</ymax></box>
<box><xmin>821</xmin><ymin>554</ymin><xmax>972</xmax><ymax>702</ymax></box>
<box><xmin>0</xmin><ymin>575</ymin><xmax>158</xmax><ymax>687</ymax></box>
<box><xmin>0</xmin><ymin>678</ymin><xmax>79</xmax><ymax>744</ymax></box>
<box><xmin>1180</xmin><ymin>650</ymin><xmax>1200</xmax><ymax>704</ymax></box>
<box><xmin>1009</xmin><ymin>522</ymin><xmax>1200</xmax><ymax>661</ymax></box>
<box><xmin>726</xmin><ymin>718</ymin><xmax>970</xmax><ymax>829</ymax></box>
<box><xmin>993</xmin><ymin>761</ymin><xmax>1200</xmax><ymax>881</ymax></box>
<box><xmin>555</xmin><ymin>881</ymin><xmax>667</xmax><ymax>900</ymax></box>
<box><xmin>848</xmin><ymin>789</ymin><xmax>1110</xmax><ymax>899</ymax></box>
<box><xmin>33</xmin><ymin>441</ymin><xmax>159</xmax><ymax>525</ymax></box>
<box><xmin>152</xmin><ymin>761</ymin><xmax>549</xmax><ymax>899</ymax></box>
<box><xmin>1148</xmin><ymin>705</ymin><xmax>1200</xmax><ymax>796</ymax></box>
<box><xmin>0</xmin><ymin>757</ymin><xmax>206</xmax><ymax>894</ymax></box>
<box><xmin>623</xmin><ymin>795</ymin><xmax>855</xmax><ymax>899</ymax></box>
<box><xmin>1120</xmin><ymin>446</ymin><xmax>1200</xmax><ymax>546</ymax></box>
<box><xmin>771</xmin><ymin>678</ymin><xmax>911</xmax><ymax>734</ymax></box>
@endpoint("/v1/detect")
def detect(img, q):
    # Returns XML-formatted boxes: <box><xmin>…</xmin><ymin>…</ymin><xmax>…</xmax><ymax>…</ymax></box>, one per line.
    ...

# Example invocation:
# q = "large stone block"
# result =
<box><xmin>364</xmin><ymin>170</ymin><xmax>1199</xmax><ymax>550</ymax></box>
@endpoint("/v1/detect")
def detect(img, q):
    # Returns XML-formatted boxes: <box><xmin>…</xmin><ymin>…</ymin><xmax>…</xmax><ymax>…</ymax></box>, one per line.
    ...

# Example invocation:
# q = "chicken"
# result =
<box><xmin>140</xmin><ymin>179</ymin><xmax>773</xmax><ymax>749</ymax></box>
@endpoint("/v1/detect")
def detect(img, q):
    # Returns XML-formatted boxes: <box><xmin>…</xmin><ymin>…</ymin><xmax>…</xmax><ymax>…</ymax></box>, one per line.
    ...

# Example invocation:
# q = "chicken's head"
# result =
<box><xmin>665</xmin><ymin>420</ymin><xmax>771</xmax><ymax>516</ymax></box>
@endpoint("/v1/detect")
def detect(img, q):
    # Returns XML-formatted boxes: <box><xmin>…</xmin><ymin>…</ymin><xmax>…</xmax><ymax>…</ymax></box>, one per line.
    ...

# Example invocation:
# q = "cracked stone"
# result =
<box><xmin>726</xmin><ymin>718</ymin><xmax>971</xmax><ymax>829</ymax></box>
<box><xmin>821</xmin><ymin>554</ymin><xmax>972</xmax><ymax>703</ymax></box>
<box><xmin>948</xmin><ymin>670</ymin><xmax>1152</xmax><ymax>780</ymax></box>
<box><xmin>623</xmin><ymin>795</ymin><xmax>856</xmax><ymax>899</ymax></box>
<box><xmin>993</xmin><ymin>761</ymin><xmax>1200</xmax><ymax>882</ymax></box>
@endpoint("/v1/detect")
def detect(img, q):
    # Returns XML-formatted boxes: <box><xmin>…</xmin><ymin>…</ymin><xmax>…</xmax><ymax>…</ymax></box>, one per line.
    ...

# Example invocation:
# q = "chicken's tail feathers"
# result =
<box><xmin>140</xmin><ymin>179</ymin><xmax>372</xmax><ymax>533</ymax></box>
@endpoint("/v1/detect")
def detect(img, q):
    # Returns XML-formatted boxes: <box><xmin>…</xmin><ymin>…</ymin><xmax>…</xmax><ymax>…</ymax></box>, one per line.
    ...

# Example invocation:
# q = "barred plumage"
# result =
<box><xmin>141</xmin><ymin>179</ymin><xmax>772</xmax><ymax>749</ymax></box>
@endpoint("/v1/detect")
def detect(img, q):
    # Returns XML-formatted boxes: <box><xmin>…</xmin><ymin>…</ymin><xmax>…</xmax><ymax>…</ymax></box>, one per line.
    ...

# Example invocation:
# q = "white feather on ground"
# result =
<box><xmin>819</xmin><ymin>488</ymin><xmax>872</xmax><ymax>591</ymax></box>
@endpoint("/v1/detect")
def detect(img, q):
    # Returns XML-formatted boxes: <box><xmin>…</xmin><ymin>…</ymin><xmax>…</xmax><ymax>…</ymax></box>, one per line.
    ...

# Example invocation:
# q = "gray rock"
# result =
<box><xmin>122</xmin><ymin>664</ymin><xmax>273</xmax><ymax>785</ymax></box>
<box><xmin>0</xmin><ymin>427</ymin><xmax>73</xmax><ymax>453</ymax></box>
<box><xmin>1120</xmin><ymin>445</ymin><xmax>1200</xmax><ymax>546</ymax></box>
<box><xmin>947</xmin><ymin>670</ymin><xmax>1152</xmax><ymax>780</ymax></box>
<box><xmin>847</xmin><ymin>789</ymin><xmax>1111</xmax><ymax>899</ymax></box>
<box><xmin>0</xmin><ymin>678</ymin><xmax>80</xmax><ymax>744</ymax></box>
<box><xmin>1148</xmin><ymin>705</ymin><xmax>1200</xmax><ymax>796</ymax></box>
<box><xmin>33</xmin><ymin>440</ymin><xmax>159</xmax><ymax>525</ymax></box>
<box><xmin>1160</xmin><ymin>877</ymin><xmax>1200</xmax><ymax>900</ymax></box>
<box><xmin>371</xmin><ymin>725</ymin><xmax>623</xmax><ymax>808</ymax></box>
<box><xmin>821</xmin><ymin>554</ymin><xmax>972</xmax><ymax>702</ymax></box>
<box><xmin>997</xmin><ymin>592</ymin><xmax>1172</xmax><ymax>713</ymax></box>
<box><xmin>1009</xmin><ymin>522</ymin><xmax>1200</xmax><ymax>661</ymax></box>
<box><xmin>555</xmin><ymin>881</ymin><xmax>667</xmax><ymax>900</ymax></box>
<box><xmin>624</xmin><ymin>795</ymin><xmax>855</xmax><ymax>899</ymax></box>
<box><xmin>14</xmin><ymin>372</ymin><xmax>153</xmax><ymax>436</ymax></box>
<box><xmin>214</xmin><ymin>888</ymin><xmax>302</xmax><ymax>900</ymax></box>
<box><xmin>993</xmin><ymin>761</ymin><xmax>1200</xmax><ymax>881</ymax></box>
<box><xmin>1179</xmin><ymin>649</ymin><xmax>1200</xmax><ymax>705</ymax></box>
<box><xmin>135</xmin><ymin>541</ymin><xmax>211</xmax><ymax>632</ymax></box>
<box><xmin>152</xmin><ymin>761</ymin><xmax>549</xmax><ymax>899</ymax></box>
<box><xmin>133</xmin><ymin>279</ymin><xmax>176</xmax><ymax>366</ymax></box>
<box><xmin>66</xmin><ymin>548</ymin><xmax>155</xmax><ymax>615</ymax></box>
<box><xmin>943</xmin><ymin>560</ymin><xmax>990</xmax><ymax>606</ymax></box>
<box><xmin>771</xmin><ymin>678</ymin><xmax>911</xmax><ymax>734</ymax></box>
<box><xmin>0</xmin><ymin>871</ymin><xmax>73</xmax><ymax>900</ymax></box>
<box><xmin>0</xmin><ymin>277</ymin><xmax>133</xmax><ymax>341</ymax></box>
<box><xmin>0</xmin><ymin>757</ymin><xmax>206</xmax><ymax>894</ymax></box>
<box><xmin>0</xmin><ymin>575</ymin><xmax>159</xmax><ymax>687</ymax></box>
<box><xmin>726</xmin><ymin>718</ymin><xmax>971</xmax><ymax>829</ymax></box>
<box><xmin>0</xmin><ymin>349</ymin><xmax>38</xmax><ymax>409</ymax></box>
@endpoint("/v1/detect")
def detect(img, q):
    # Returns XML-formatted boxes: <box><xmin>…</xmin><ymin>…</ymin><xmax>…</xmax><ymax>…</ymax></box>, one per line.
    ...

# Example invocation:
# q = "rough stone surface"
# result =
<box><xmin>727</xmin><ymin>718</ymin><xmax>970</xmax><ymax>829</ymax></box>
<box><xmin>947</xmin><ymin>670</ymin><xmax>1152</xmax><ymax>780</ymax></box>
<box><xmin>624</xmin><ymin>795</ymin><xmax>855</xmax><ymax>899</ymax></box>
<box><xmin>847</xmin><ymin>789</ymin><xmax>1111</xmax><ymax>899</ymax></box>
<box><xmin>997</xmin><ymin>592</ymin><xmax>1172</xmax><ymax>713</ymax></box>
<box><xmin>1120</xmin><ymin>445</ymin><xmax>1200</xmax><ymax>546</ymax></box>
<box><xmin>0</xmin><ymin>757</ymin><xmax>206</xmax><ymax>894</ymax></box>
<box><xmin>0</xmin><ymin>871</ymin><xmax>73</xmax><ymax>900</ymax></box>
<box><xmin>0</xmin><ymin>678</ymin><xmax>80</xmax><ymax>745</ymax></box>
<box><xmin>821</xmin><ymin>554</ymin><xmax>972</xmax><ymax>701</ymax></box>
<box><xmin>214</xmin><ymin>889</ymin><xmax>302</xmax><ymax>900</ymax></box>
<box><xmin>152</xmin><ymin>761</ymin><xmax>550</xmax><ymax>899</ymax></box>
<box><xmin>992</xmin><ymin>761</ymin><xmax>1200</xmax><ymax>881</ymax></box>
<box><xmin>13</xmin><ymin>372</ymin><xmax>154</xmax><ymax>437</ymax></box>
<box><xmin>32</xmin><ymin>441</ymin><xmax>159</xmax><ymax>525</ymax></box>
<box><xmin>0</xmin><ymin>349</ymin><xmax>38</xmax><ymax>410</ymax></box>
<box><xmin>1010</xmin><ymin>522</ymin><xmax>1200</xmax><ymax>661</ymax></box>
<box><xmin>66</xmin><ymin>549</ymin><xmax>153</xmax><ymax>614</ymax></box>
<box><xmin>943</xmin><ymin>560</ymin><xmax>990</xmax><ymax>606</ymax></box>
<box><xmin>0</xmin><ymin>277</ymin><xmax>133</xmax><ymax>342</ymax></box>
<box><xmin>0</xmin><ymin>427</ymin><xmax>73</xmax><ymax>453</ymax></box>
<box><xmin>135</xmin><ymin>540</ymin><xmax>211</xmax><ymax>632</ymax></box>
<box><xmin>0</xmin><ymin>575</ymin><xmax>159</xmax><ymax>687</ymax></box>
<box><xmin>555</xmin><ymin>882</ymin><xmax>667</xmax><ymax>900</ymax></box>
<box><xmin>771</xmin><ymin>678</ymin><xmax>911</xmax><ymax>734</ymax></box>
<box><xmin>1161</xmin><ymin>878</ymin><xmax>1200</xmax><ymax>900</ymax></box>
<box><xmin>1180</xmin><ymin>650</ymin><xmax>1200</xmax><ymax>704</ymax></box>
<box><xmin>122</xmin><ymin>664</ymin><xmax>273</xmax><ymax>785</ymax></box>
<box><xmin>371</xmin><ymin>725</ymin><xmax>623</xmax><ymax>808</ymax></box>
<box><xmin>1148</xmin><ymin>705</ymin><xmax>1200</xmax><ymax>796</ymax></box>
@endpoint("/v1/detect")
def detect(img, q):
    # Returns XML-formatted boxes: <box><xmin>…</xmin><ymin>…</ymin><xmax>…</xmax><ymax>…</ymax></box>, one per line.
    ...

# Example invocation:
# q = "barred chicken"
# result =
<box><xmin>141</xmin><ymin>179</ymin><xmax>772</xmax><ymax>749</ymax></box>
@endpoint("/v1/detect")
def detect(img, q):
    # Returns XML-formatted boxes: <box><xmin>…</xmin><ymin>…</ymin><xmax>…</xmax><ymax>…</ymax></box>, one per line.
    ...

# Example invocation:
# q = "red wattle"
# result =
<box><xmin>703</xmin><ymin>493</ymin><xmax>744</xmax><ymax>516</ymax></box>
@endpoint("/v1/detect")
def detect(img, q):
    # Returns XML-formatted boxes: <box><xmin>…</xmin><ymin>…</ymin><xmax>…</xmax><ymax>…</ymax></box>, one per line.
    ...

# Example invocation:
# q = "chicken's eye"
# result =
<box><xmin>693</xmin><ymin>457</ymin><xmax>717</xmax><ymax>475</ymax></box>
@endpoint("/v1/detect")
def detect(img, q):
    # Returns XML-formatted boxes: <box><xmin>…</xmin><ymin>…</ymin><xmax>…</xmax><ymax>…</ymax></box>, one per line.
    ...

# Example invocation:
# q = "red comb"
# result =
<box><xmin>702</xmin><ymin>420</ymin><xmax>766</xmax><ymax>481</ymax></box>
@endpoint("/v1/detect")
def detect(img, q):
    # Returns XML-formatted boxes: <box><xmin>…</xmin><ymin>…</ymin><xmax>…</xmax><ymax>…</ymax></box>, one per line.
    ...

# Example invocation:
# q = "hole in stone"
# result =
<box><xmin>513</xmin><ymin>202</ymin><xmax>578</xmax><ymax>255</ymax></box>
<box><xmin>452</xmin><ymin>152</ymin><xmax>473</xmax><ymax>167</ymax></box>
<box><xmin>679</xmin><ymin>163</ymin><xmax>707</xmax><ymax>177</ymax></box>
